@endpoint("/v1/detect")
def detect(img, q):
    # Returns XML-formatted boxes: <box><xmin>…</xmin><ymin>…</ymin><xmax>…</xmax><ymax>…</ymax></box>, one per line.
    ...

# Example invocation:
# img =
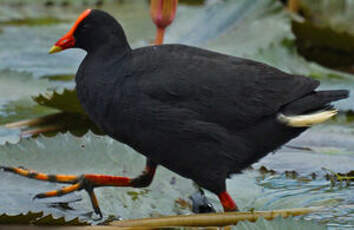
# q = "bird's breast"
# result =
<box><xmin>76</xmin><ymin>75</ymin><xmax>139</xmax><ymax>145</ymax></box>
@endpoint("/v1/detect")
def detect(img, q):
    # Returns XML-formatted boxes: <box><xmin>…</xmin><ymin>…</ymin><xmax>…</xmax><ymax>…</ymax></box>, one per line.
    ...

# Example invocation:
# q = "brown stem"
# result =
<box><xmin>21</xmin><ymin>125</ymin><xmax>62</xmax><ymax>137</ymax></box>
<box><xmin>111</xmin><ymin>207</ymin><xmax>320</xmax><ymax>228</ymax></box>
<box><xmin>288</xmin><ymin>0</ymin><xmax>300</xmax><ymax>13</ymax></box>
<box><xmin>155</xmin><ymin>27</ymin><xmax>165</xmax><ymax>45</ymax></box>
<box><xmin>4</xmin><ymin>113</ymin><xmax>64</xmax><ymax>129</ymax></box>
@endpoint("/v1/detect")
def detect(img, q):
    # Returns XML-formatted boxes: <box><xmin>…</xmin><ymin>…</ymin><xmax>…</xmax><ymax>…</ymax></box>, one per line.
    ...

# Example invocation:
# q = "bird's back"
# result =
<box><xmin>128</xmin><ymin>44</ymin><xmax>319</xmax><ymax>131</ymax></box>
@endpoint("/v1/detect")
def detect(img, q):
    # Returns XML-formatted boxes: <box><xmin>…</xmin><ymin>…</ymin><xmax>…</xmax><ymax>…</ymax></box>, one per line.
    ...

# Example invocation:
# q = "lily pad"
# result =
<box><xmin>0</xmin><ymin>69</ymin><xmax>50</xmax><ymax>108</ymax></box>
<box><xmin>288</xmin><ymin>0</ymin><xmax>354</xmax><ymax>70</ymax></box>
<box><xmin>0</xmin><ymin>212</ymin><xmax>84</xmax><ymax>225</ymax></box>
<box><xmin>41</xmin><ymin>74</ymin><xmax>75</xmax><ymax>82</ymax></box>
<box><xmin>0</xmin><ymin>0</ymin><xmax>155</xmax><ymax>77</ymax></box>
<box><xmin>254</xmin><ymin>124</ymin><xmax>354</xmax><ymax>176</ymax></box>
<box><xmin>0</xmin><ymin>98</ymin><xmax>56</xmax><ymax>125</ymax></box>
<box><xmin>292</xmin><ymin>19</ymin><xmax>354</xmax><ymax>69</ymax></box>
<box><xmin>0</xmin><ymin>25</ymin><xmax>84</xmax><ymax>78</ymax></box>
<box><xmin>0</xmin><ymin>127</ymin><xmax>21</xmax><ymax>145</ymax></box>
<box><xmin>2</xmin><ymin>130</ymin><xmax>349</xmax><ymax>226</ymax></box>
<box><xmin>0</xmin><ymin>132</ymin><xmax>198</xmax><ymax>223</ymax></box>
<box><xmin>0</xmin><ymin>132</ymin><xmax>341</xmax><ymax>227</ymax></box>
<box><xmin>299</xmin><ymin>0</ymin><xmax>354</xmax><ymax>32</ymax></box>
<box><xmin>33</xmin><ymin>88</ymin><xmax>85</xmax><ymax>115</ymax></box>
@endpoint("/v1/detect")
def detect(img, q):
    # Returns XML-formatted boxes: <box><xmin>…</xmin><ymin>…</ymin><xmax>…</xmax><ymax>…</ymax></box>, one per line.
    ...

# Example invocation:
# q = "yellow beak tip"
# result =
<box><xmin>49</xmin><ymin>46</ymin><xmax>62</xmax><ymax>54</ymax></box>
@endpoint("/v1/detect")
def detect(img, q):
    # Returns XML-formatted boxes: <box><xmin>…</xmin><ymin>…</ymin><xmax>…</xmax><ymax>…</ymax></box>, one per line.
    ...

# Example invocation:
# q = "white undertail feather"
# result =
<box><xmin>277</xmin><ymin>110</ymin><xmax>338</xmax><ymax>127</ymax></box>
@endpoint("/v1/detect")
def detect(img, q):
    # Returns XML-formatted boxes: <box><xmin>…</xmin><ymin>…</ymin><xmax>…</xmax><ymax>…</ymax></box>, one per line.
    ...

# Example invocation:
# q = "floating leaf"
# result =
<box><xmin>254</xmin><ymin>124</ymin><xmax>354</xmax><ymax>176</ymax></box>
<box><xmin>0</xmin><ymin>212</ymin><xmax>85</xmax><ymax>225</ymax></box>
<box><xmin>0</xmin><ymin>126</ymin><xmax>21</xmax><ymax>145</ymax></box>
<box><xmin>0</xmin><ymin>132</ymin><xmax>333</xmax><ymax>227</ymax></box>
<box><xmin>0</xmin><ymin>98</ymin><xmax>56</xmax><ymax>125</ymax></box>
<box><xmin>41</xmin><ymin>74</ymin><xmax>75</xmax><ymax>82</ymax></box>
<box><xmin>287</xmin><ymin>1</ymin><xmax>354</xmax><ymax>70</ymax></box>
<box><xmin>0</xmin><ymin>1</ymin><xmax>155</xmax><ymax>77</ymax></box>
<box><xmin>0</xmin><ymin>212</ymin><xmax>43</xmax><ymax>224</ymax></box>
<box><xmin>0</xmin><ymin>132</ymin><xmax>198</xmax><ymax>223</ymax></box>
<box><xmin>2</xmin><ymin>132</ymin><xmax>347</xmax><ymax>225</ymax></box>
<box><xmin>292</xmin><ymin>19</ymin><xmax>354</xmax><ymax>69</ymax></box>
<box><xmin>0</xmin><ymin>69</ymin><xmax>50</xmax><ymax>107</ymax></box>
<box><xmin>299</xmin><ymin>0</ymin><xmax>354</xmax><ymax>34</ymax></box>
<box><xmin>33</xmin><ymin>88</ymin><xmax>85</xmax><ymax>115</ymax></box>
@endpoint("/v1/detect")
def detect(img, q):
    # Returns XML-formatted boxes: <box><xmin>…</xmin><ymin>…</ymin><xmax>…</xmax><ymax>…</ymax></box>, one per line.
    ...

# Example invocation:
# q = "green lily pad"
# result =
<box><xmin>0</xmin><ymin>69</ymin><xmax>50</xmax><ymax>107</ymax></box>
<box><xmin>0</xmin><ymin>0</ymin><xmax>155</xmax><ymax>77</ymax></box>
<box><xmin>292</xmin><ymin>19</ymin><xmax>354</xmax><ymax>69</ymax></box>
<box><xmin>33</xmin><ymin>88</ymin><xmax>85</xmax><ymax>115</ymax></box>
<box><xmin>41</xmin><ymin>74</ymin><xmax>75</xmax><ymax>82</ymax></box>
<box><xmin>31</xmin><ymin>89</ymin><xmax>103</xmax><ymax>137</ymax></box>
<box><xmin>0</xmin><ymin>212</ymin><xmax>43</xmax><ymax>224</ymax></box>
<box><xmin>2</xmin><ymin>130</ymin><xmax>349</xmax><ymax>226</ymax></box>
<box><xmin>289</xmin><ymin>1</ymin><xmax>354</xmax><ymax>70</ymax></box>
<box><xmin>0</xmin><ymin>98</ymin><xmax>56</xmax><ymax>125</ymax></box>
<box><xmin>0</xmin><ymin>132</ymin><xmax>198</xmax><ymax>223</ymax></box>
<box><xmin>299</xmin><ymin>0</ymin><xmax>354</xmax><ymax>34</ymax></box>
<box><xmin>0</xmin><ymin>132</ymin><xmax>341</xmax><ymax>227</ymax></box>
<box><xmin>0</xmin><ymin>212</ymin><xmax>84</xmax><ymax>225</ymax></box>
<box><xmin>253</xmin><ymin>124</ymin><xmax>354</xmax><ymax>176</ymax></box>
<box><xmin>0</xmin><ymin>127</ymin><xmax>21</xmax><ymax>145</ymax></box>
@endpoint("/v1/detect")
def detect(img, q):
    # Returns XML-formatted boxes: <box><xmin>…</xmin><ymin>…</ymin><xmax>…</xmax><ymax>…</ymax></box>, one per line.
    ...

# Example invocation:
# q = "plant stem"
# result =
<box><xmin>155</xmin><ymin>27</ymin><xmax>165</xmax><ymax>45</ymax></box>
<box><xmin>21</xmin><ymin>125</ymin><xmax>62</xmax><ymax>137</ymax></box>
<box><xmin>4</xmin><ymin>113</ymin><xmax>63</xmax><ymax>128</ymax></box>
<box><xmin>111</xmin><ymin>207</ymin><xmax>320</xmax><ymax>228</ymax></box>
<box><xmin>288</xmin><ymin>0</ymin><xmax>300</xmax><ymax>13</ymax></box>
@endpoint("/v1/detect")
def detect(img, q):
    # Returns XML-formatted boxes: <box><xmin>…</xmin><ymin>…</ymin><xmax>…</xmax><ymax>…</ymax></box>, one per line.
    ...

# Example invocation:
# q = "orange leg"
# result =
<box><xmin>218</xmin><ymin>191</ymin><xmax>239</xmax><ymax>212</ymax></box>
<box><xmin>1</xmin><ymin>159</ymin><xmax>157</xmax><ymax>217</ymax></box>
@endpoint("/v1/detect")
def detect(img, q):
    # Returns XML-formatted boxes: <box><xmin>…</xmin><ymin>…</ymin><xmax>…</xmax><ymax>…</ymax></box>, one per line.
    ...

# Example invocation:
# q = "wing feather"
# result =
<box><xmin>132</xmin><ymin>44</ymin><xmax>319</xmax><ymax>131</ymax></box>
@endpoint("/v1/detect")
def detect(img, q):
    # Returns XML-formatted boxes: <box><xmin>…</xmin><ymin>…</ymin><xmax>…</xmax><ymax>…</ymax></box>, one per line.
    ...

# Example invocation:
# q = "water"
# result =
<box><xmin>0</xmin><ymin>0</ymin><xmax>352</xmax><ymax>228</ymax></box>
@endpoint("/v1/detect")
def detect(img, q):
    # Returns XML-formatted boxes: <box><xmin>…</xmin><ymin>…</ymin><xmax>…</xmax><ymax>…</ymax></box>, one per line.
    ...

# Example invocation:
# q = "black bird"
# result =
<box><xmin>2</xmin><ymin>9</ymin><xmax>349</xmax><ymax>217</ymax></box>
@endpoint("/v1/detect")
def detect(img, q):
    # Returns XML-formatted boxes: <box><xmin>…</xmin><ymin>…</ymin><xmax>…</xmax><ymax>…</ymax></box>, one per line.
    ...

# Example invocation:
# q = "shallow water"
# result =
<box><xmin>0</xmin><ymin>0</ymin><xmax>352</xmax><ymax>229</ymax></box>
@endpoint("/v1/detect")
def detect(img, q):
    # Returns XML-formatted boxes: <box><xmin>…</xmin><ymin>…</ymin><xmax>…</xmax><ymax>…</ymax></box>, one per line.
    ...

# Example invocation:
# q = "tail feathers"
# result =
<box><xmin>316</xmin><ymin>90</ymin><xmax>349</xmax><ymax>103</ymax></box>
<box><xmin>282</xmin><ymin>90</ymin><xmax>349</xmax><ymax>114</ymax></box>
<box><xmin>278</xmin><ymin>110</ymin><xmax>337</xmax><ymax>127</ymax></box>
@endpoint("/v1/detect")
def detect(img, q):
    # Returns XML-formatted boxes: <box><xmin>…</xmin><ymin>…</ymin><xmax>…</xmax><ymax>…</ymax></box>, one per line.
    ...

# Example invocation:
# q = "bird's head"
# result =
<box><xmin>49</xmin><ymin>9</ymin><xmax>128</xmax><ymax>54</ymax></box>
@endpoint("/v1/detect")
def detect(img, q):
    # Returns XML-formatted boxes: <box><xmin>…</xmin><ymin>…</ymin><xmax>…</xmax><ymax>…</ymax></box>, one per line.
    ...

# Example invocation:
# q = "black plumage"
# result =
<box><xmin>75</xmin><ymin>10</ymin><xmax>347</xmax><ymax>195</ymax></box>
<box><xmin>2</xmin><ymin>9</ymin><xmax>348</xmax><ymax>215</ymax></box>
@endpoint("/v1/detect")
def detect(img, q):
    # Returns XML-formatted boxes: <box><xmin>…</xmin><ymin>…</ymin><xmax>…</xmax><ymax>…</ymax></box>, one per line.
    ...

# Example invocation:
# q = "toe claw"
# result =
<box><xmin>95</xmin><ymin>207</ymin><xmax>103</xmax><ymax>218</ymax></box>
<box><xmin>33</xmin><ymin>193</ymin><xmax>45</xmax><ymax>199</ymax></box>
<box><xmin>0</xmin><ymin>166</ymin><xmax>10</xmax><ymax>172</ymax></box>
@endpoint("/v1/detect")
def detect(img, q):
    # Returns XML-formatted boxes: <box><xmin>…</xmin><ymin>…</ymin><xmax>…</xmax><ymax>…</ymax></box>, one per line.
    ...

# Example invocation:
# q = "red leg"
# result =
<box><xmin>1</xmin><ymin>159</ymin><xmax>158</xmax><ymax>217</ymax></box>
<box><xmin>218</xmin><ymin>191</ymin><xmax>239</xmax><ymax>212</ymax></box>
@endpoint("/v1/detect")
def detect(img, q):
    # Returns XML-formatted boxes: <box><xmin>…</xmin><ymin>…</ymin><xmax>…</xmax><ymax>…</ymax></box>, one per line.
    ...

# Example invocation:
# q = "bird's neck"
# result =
<box><xmin>87</xmin><ymin>38</ymin><xmax>131</xmax><ymax>59</ymax></box>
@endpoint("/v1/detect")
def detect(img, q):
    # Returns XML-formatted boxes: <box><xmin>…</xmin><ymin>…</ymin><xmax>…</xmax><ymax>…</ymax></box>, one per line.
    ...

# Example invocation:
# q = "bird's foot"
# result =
<box><xmin>190</xmin><ymin>190</ymin><xmax>215</xmax><ymax>213</ymax></box>
<box><xmin>1</xmin><ymin>166</ymin><xmax>133</xmax><ymax>218</ymax></box>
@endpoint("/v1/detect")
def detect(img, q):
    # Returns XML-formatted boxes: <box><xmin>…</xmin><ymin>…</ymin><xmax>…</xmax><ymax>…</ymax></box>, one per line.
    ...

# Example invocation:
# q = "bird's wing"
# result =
<box><xmin>132</xmin><ymin>44</ymin><xmax>319</xmax><ymax>131</ymax></box>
